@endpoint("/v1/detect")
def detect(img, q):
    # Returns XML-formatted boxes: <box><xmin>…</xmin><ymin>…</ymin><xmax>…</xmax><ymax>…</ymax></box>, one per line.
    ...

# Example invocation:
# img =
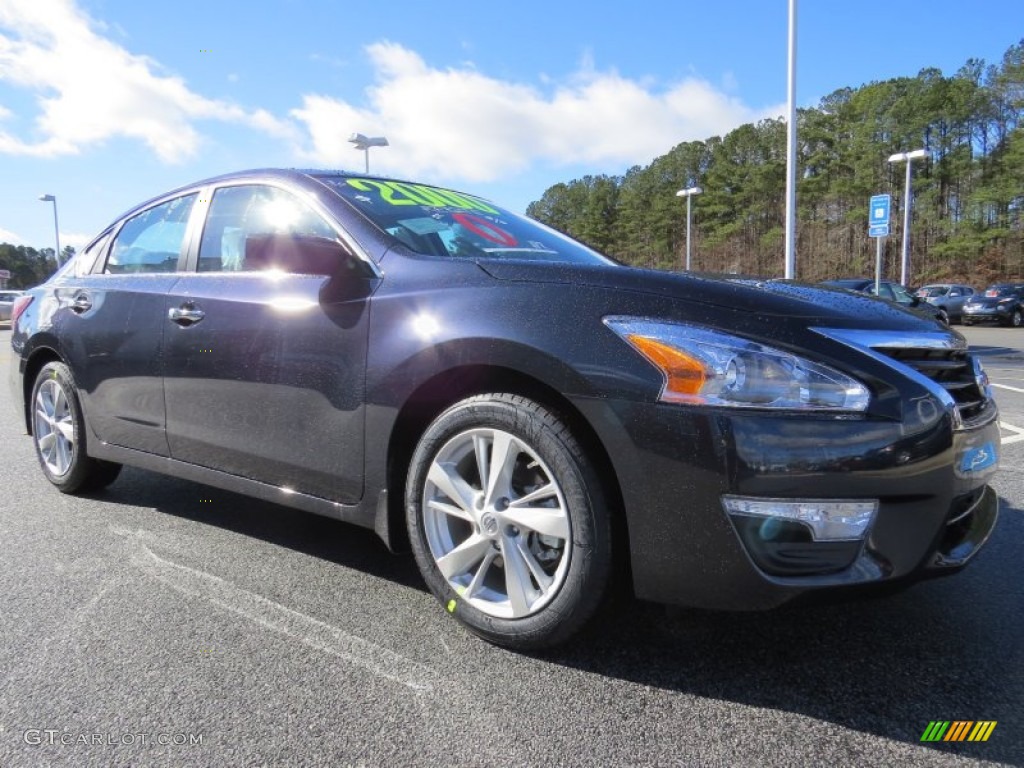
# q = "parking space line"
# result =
<box><xmin>1000</xmin><ymin>421</ymin><xmax>1024</xmax><ymax>446</ymax></box>
<box><xmin>991</xmin><ymin>382</ymin><xmax>1024</xmax><ymax>394</ymax></box>
<box><xmin>116</xmin><ymin>528</ymin><xmax>438</xmax><ymax>692</ymax></box>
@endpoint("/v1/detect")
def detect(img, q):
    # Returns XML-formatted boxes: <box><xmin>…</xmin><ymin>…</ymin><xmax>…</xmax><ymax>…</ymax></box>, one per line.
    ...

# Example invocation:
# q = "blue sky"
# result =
<box><xmin>1</xmin><ymin>0</ymin><xmax>1020</xmax><ymax>251</ymax></box>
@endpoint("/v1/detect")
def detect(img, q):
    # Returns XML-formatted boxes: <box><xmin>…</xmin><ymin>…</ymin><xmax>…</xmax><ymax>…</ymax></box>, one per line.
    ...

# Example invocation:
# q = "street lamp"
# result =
<box><xmin>347</xmin><ymin>132</ymin><xmax>389</xmax><ymax>174</ymax></box>
<box><xmin>38</xmin><ymin>194</ymin><xmax>62</xmax><ymax>268</ymax></box>
<box><xmin>676</xmin><ymin>187</ymin><xmax>703</xmax><ymax>271</ymax></box>
<box><xmin>888</xmin><ymin>148</ymin><xmax>927</xmax><ymax>286</ymax></box>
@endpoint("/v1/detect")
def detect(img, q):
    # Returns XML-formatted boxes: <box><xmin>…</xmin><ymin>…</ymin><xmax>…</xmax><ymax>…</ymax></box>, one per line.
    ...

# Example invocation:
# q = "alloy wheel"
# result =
<box><xmin>421</xmin><ymin>427</ymin><xmax>572</xmax><ymax>619</ymax></box>
<box><xmin>34</xmin><ymin>378</ymin><xmax>75</xmax><ymax>477</ymax></box>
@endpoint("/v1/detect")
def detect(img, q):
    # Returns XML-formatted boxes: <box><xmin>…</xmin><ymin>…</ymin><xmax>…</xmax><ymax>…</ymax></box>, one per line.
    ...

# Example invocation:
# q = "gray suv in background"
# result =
<box><xmin>915</xmin><ymin>284</ymin><xmax>975</xmax><ymax>324</ymax></box>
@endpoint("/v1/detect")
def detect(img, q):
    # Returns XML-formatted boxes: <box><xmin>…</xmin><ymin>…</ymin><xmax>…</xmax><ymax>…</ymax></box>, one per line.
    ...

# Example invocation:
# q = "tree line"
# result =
<box><xmin>0</xmin><ymin>244</ymin><xmax>72</xmax><ymax>289</ymax></box>
<box><xmin>526</xmin><ymin>40</ymin><xmax>1024</xmax><ymax>286</ymax></box>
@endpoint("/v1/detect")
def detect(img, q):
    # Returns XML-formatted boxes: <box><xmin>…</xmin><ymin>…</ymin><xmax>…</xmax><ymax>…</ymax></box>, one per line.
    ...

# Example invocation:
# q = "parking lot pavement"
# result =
<box><xmin>0</xmin><ymin>328</ymin><xmax>1022</xmax><ymax>768</ymax></box>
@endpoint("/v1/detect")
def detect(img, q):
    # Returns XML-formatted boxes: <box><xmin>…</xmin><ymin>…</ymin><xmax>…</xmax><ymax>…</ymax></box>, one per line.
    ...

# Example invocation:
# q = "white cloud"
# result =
<box><xmin>60</xmin><ymin>231</ymin><xmax>92</xmax><ymax>250</ymax></box>
<box><xmin>0</xmin><ymin>226</ymin><xmax>25</xmax><ymax>244</ymax></box>
<box><xmin>0</xmin><ymin>0</ymin><xmax>294</xmax><ymax>161</ymax></box>
<box><xmin>291</xmin><ymin>42</ymin><xmax>784</xmax><ymax>182</ymax></box>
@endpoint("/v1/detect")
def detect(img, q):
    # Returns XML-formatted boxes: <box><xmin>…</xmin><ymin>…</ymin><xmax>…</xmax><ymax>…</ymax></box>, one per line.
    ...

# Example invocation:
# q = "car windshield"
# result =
<box><xmin>983</xmin><ymin>286</ymin><xmax>1016</xmax><ymax>297</ymax></box>
<box><xmin>319</xmin><ymin>175</ymin><xmax>613</xmax><ymax>265</ymax></box>
<box><xmin>919</xmin><ymin>286</ymin><xmax>949</xmax><ymax>297</ymax></box>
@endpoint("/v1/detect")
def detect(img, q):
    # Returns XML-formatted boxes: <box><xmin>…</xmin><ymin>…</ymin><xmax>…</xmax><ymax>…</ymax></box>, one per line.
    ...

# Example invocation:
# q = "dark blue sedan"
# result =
<box><xmin>7</xmin><ymin>170</ymin><xmax>1000</xmax><ymax>648</ymax></box>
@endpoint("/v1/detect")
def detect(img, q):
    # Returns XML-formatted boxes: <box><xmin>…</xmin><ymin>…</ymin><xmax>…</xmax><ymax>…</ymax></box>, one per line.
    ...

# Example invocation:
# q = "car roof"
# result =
<box><xmin>105</xmin><ymin>168</ymin><xmax>493</xmax><ymax>230</ymax></box>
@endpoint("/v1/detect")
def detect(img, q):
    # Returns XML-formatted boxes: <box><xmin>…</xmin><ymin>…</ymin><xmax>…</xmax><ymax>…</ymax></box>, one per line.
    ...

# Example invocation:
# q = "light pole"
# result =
<box><xmin>888</xmin><ymin>148</ymin><xmax>927</xmax><ymax>286</ymax></box>
<box><xmin>783</xmin><ymin>0</ymin><xmax>798</xmax><ymax>279</ymax></box>
<box><xmin>38</xmin><ymin>194</ymin><xmax>62</xmax><ymax>268</ymax></box>
<box><xmin>348</xmin><ymin>132</ymin><xmax>389</xmax><ymax>174</ymax></box>
<box><xmin>676</xmin><ymin>187</ymin><xmax>703</xmax><ymax>271</ymax></box>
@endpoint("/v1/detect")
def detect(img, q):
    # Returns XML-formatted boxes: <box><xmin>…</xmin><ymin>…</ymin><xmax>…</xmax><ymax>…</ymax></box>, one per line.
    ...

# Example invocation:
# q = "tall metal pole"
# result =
<box><xmin>364</xmin><ymin>148</ymin><xmax>370</xmax><ymax>174</ymax></box>
<box><xmin>783</xmin><ymin>0</ymin><xmax>798</xmax><ymax>279</ymax></box>
<box><xmin>685</xmin><ymin>193</ymin><xmax>692</xmax><ymax>271</ymax></box>
<box><xmin>888</xmin><ymin>148</ymin><xmax>926</xmax><ymax>286</ymax></box>
<box><xmin>40</xmin><ymin>194</ymin><xmax>62</xmax><ymax>267</ymax></box>
<box><xmin>51</xmin><ymin>199</ymin><xmax>62</xmax><ymax>268</ymax></box>
<box><xmin>900</xmin><ymin>159</ymin><xmax>912</xmax><ymax>285</ymax></box>
<box><xmin>875</xmin><ymin>236</ymin><xmax>883</xmax><ymax>296</ymax></box>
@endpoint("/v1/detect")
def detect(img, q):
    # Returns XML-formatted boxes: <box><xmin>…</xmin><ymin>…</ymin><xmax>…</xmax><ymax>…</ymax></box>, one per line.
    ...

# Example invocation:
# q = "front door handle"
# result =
<box><xmin>168</xmin><ymin>304</ymin><xmax>205</xmax><ymax>327</ymax></box>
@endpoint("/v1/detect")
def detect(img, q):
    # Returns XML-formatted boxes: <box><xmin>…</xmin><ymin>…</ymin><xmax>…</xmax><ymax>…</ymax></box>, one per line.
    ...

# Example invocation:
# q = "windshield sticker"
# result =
<box><xmin>345</xmin><ymin>178</ymin><xmax>498</xmax><ymax>214</ymax></box>
<box><xmin>452</xmin><ymin>212</ymin><xmax>518</xmax><ymax>246</ymax></box>
<box><xmin>397</xmin><ymin>217</ymin><xmax>448</xmax><ymax>235</ymax></box>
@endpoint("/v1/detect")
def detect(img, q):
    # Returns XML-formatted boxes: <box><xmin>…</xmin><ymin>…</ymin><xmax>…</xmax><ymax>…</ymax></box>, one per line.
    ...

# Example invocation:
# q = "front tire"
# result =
<box><xmin>406</xmin><ymin>394</ymin><xmax>612</xmax><ymax>649</ymax></box>
<box><xmin>1010</xmin><ymin>309</ymin><xmax>1023</xmax><ymax>328</ymax></box>
<box><xmin>31</xmin><ymin>362</ymin><xmax>123</xmax><ymax>493</ymax></box>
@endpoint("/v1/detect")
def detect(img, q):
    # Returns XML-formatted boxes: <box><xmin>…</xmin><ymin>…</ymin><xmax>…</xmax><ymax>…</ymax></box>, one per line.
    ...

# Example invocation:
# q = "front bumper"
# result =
<box><xmin>963</xmin><ymin>305</ymin><xmax>1010</xmax><ymax>323</ymax></box>
<box><xmin>575</xmin><ymin>395</ymin><xmax>1000</xmax><ymax>610</ymax></box>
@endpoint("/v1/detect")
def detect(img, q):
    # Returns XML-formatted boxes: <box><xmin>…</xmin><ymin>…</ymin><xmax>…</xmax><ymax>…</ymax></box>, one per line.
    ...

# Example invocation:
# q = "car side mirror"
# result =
<box><xmin>243</xmin><ymin>233</ymin><xmax>358</xmax><ymax>275</ymax></box>
<box><xmin>243</xmin><ymin>233</ymin><xmax>378</xmax><ymax>302</ymax></box>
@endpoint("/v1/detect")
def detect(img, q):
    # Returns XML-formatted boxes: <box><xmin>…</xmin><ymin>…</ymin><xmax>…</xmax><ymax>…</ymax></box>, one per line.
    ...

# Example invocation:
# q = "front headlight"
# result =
<box><xmin>605</xmin><ymin>317</ymin><xmax>870</xmax><ymax>411</ymax></box>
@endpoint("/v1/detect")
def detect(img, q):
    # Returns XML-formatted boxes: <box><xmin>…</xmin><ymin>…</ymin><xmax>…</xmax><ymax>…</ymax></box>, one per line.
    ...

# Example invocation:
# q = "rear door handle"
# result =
<box><xmin>168</xmin><ymin>304</ymin><xmax>205</xmax><ymax>327</ymax></box>
<box><xmin>70</xmin><ymin>292</ymin><xmax>92</xmax><ymax>314</ymax></box>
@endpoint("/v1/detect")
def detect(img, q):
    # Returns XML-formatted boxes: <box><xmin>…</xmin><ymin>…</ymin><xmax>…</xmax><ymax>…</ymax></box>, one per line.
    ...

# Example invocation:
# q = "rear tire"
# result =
<box><xmin>31</xmin><ymin>362</ymin><xmax>123</xmax><ymax>494</ymax></box>
<box><xmin>406</xmin><ymin>393</ymin><xmax>612</xmax><ymax>650</ymax></box>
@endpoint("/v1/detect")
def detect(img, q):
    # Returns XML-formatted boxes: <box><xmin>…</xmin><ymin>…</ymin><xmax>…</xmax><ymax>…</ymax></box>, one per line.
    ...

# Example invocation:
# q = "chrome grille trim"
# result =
<box><xmin>811</xmin><ymin>328</ymin><xmax>992</xmax><ymax>427</ymax></box>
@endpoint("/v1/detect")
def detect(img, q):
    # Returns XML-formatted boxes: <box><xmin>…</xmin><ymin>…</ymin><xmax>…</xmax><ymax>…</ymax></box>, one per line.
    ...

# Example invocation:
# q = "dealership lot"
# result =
<box><xmin>0</xmin><ymin>327</ymin><xmax>1021</xmax><ymax>767</ymax></box>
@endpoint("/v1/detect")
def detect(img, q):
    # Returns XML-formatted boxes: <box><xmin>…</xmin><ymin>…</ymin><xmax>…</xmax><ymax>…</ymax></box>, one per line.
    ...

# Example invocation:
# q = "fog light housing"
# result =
<box><xmin>723</xmin><ymin>496</ymin><xmax>878</xmax><ymax>576</ymax></box>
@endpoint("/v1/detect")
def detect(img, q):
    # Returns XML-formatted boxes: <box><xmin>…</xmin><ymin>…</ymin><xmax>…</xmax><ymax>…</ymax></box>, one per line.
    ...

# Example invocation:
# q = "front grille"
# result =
<box><xmin>873</xmin><ymin>346</ymin><xmax>988</xmax><ymax>421</ymax></box>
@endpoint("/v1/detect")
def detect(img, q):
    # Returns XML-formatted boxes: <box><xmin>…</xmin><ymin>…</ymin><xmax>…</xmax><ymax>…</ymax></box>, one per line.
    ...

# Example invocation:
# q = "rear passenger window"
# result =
<box><xmin>198</xmin><ymin>184</ymin><xmax>338</xmax><ymax>273</ymax></box>
<box><xmin>75</xmin><ymin>231</ymin><xmax>112</xmax><ymax>276</ymax></box>
<box><xmin>105</xmin><ymin>194</ymin><xmax>197</xmax><ymax>274</ymax></box>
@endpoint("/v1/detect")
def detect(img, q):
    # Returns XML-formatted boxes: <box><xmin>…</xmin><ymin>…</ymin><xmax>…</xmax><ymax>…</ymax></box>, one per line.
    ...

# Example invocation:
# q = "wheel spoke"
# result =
<box><xmin>37</xmin><ymin>432</ymin><xmax>56</xmax><ymax>453</ymax></box>
<box><xmin>465</xmin><ymin>548</ymin><xmax>498</xmax><ymax>599</ymax></box>
<box><xmin>427</xmin><ymin>462</ymin><xmax>477</xmax><ymax>518</ymax></box>
<box><xmin>36</xmin><ymin>389</ymin><xmax>54</xmax><ymax>420</ymax></box>
<box><xmin>55</xmin><ymin>416</ymin><xmax>75</xmax><ymax>443</ymax></box>
<box><xmin>435</xmin><ymin>533</ymin><xmax>491</xmax><ymax>580</ymax></box>
<box><xmin>472</xmin><ymin>434</ymin><xmax>490</xmax><ymax>492</ymax></box>
<box><xmin>484</xmin><ymin>431</ymin><xmax>518</xmax><ymax>506</ymax></box>
<box><xmin>34</xmin><ymin>409</ymin><xmax>53</xmax><ymax>431</ymax></box>
<box><xmin>55</xmin><ymin>433</ymin><xmax>71</xmax><ymax>474</ymax></box>
<box><xmin>502</xmin><ymin>505</ymin><xmax>570</xmax><ymax>540</ymax></box>
<box><xmin>500</xmin><ymin>532</ymin><xmax>535</xmax><ymax>616</ymax></box>
<box><xmin>53</xmin><ymin>387</ymin><xmax>68</xmax><ymax>419</ymax></box>
<box><xmin>426</xmin><ymin>498</ymin><xmax>475</xmax><ymax>523</ymax></box>
<box><xmin>514</xmin><ymin>536</ymin><xmax>554</xmax><ymax>593</ymax></box>
<box><xmin>509</xmin><ymin>481</ymin><xmax>558</xmax><ymax>507</ymax></box>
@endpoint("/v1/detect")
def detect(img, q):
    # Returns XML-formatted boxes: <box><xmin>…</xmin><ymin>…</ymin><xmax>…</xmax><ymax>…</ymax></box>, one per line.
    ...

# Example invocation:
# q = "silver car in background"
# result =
<box><xmin>0</xmin><ymin>290</ymin><xmax>26</xmax><ymax>324</ymax></box>
<box><xmin>915</xmin><ymin>283</ymin><xmax>975</xmax><ymax>324</ymax></box>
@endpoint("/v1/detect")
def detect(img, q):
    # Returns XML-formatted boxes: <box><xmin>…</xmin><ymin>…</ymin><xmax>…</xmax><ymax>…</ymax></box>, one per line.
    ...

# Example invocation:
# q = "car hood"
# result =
<box><xmin>477</xmin><ymin>261</ymin><xmax>941</xmax><ymax>330</ymax></box>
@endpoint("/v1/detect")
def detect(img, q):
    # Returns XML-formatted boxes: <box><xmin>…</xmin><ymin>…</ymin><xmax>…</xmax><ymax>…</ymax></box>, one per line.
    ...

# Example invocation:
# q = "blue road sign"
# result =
<box><xmin>869</xmin><ymin>224</ymin><xmax>890</xmax><ymax>237</ymax></box>
<box><xmin>869</xmin><ymin>194</ymin><xmax>891</xmax><ymax>227</ymax></box>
